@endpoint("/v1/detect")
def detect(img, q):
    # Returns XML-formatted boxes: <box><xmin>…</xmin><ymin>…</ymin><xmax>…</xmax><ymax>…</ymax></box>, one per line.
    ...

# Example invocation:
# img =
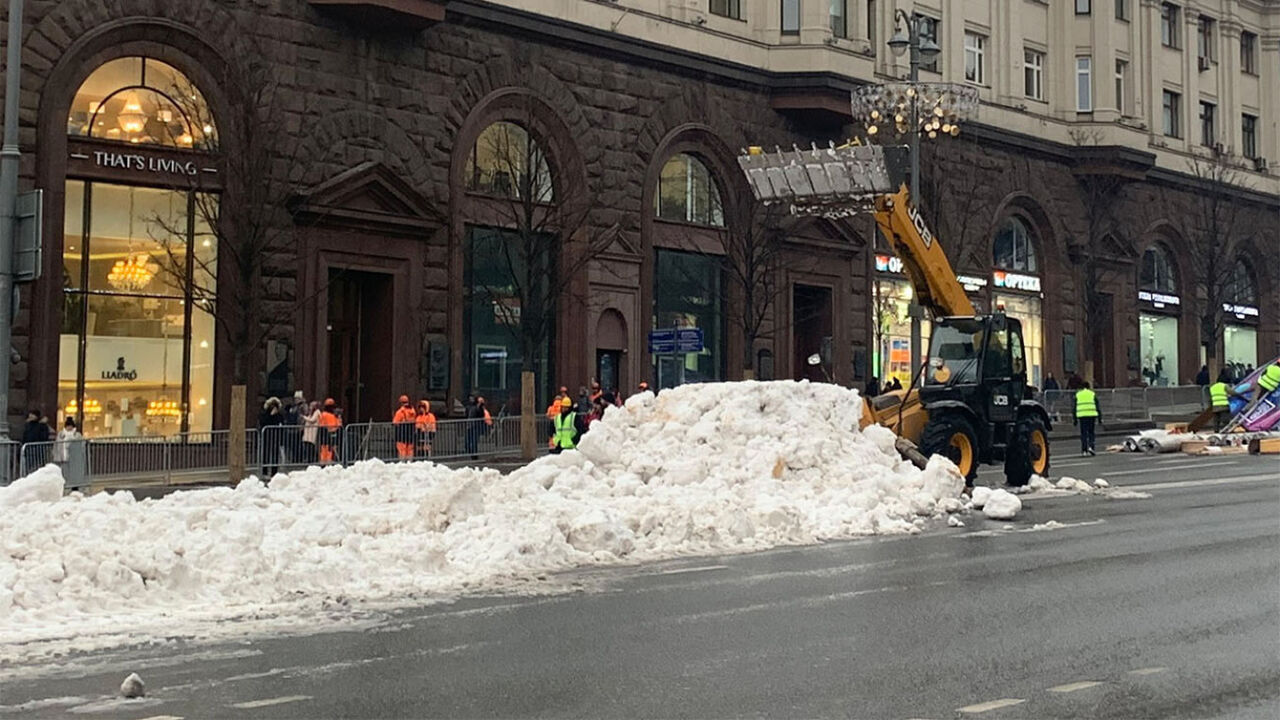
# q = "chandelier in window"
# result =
<box><xmin>117</xmin><ymin>91</ymin><xmax>148</xmax><ymax>135</ymax></box>
<box><xmin>852</xmin><ymin>81</ymin><xmax>980</xmax><ymax>138</ymax></box>
<box><xmin>107</xmin><ymin>253</ymin><xmax>156</xmax><ymax>291</ymax></box>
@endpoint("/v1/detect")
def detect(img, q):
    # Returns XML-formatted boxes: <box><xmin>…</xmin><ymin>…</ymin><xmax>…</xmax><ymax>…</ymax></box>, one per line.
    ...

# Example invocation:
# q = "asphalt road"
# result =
<box><xmin>3</xmin><ymin>440</ymin><xmax>1278</xmax><ymax>719</ymax></box>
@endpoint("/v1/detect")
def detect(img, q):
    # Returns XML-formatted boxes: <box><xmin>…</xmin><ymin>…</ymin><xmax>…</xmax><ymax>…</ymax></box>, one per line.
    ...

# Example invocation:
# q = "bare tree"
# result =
<box><xmin>916</xmin><ymin>135</ymin><xmax>1001</xmax><ymax>279</ymax></box>
<box><xmin>721</xmin><ymin>197</ymin><xmax>794</xmax><ymax>378</ymax></box>
<box><xmin>464</xmin><ymin>102</ymin><xmax>618</xmax><ymax>402</ymax></box>
<box><xmin>1180</xmin><ymin>149</ymin><xmax>1252</xmax><ymax>379</ymax></box>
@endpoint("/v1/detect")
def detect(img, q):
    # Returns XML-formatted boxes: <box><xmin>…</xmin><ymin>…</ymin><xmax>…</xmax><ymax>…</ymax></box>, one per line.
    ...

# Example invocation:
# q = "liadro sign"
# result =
<box><xmin>66</xmin><ymin>138</ymin><xmax>222</xmax><ymax>190</ymax></box>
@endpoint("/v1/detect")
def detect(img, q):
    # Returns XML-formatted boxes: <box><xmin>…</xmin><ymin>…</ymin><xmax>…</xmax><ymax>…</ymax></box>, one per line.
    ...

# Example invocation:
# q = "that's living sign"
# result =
<box><xmin>92</xmin><ymin>150</ymin><xmax>199</xmax><ymax>177</ymax></box>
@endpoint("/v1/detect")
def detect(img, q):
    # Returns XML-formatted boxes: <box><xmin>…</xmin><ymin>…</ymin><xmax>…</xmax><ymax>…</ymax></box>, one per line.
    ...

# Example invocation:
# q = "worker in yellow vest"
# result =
<box><xmin>1073</xmin><ymin>381</ymin><xmax>1101</xmax><ymax>456</ymax></box>
<box><xmin>1208</xmin><ymin>370</ymin><xmax>1242</xmax><ymax>431</ymax></box>
<box><xmin>1255</xmin><ymin>360</ymin><xmax>1280</xmax><ymax>400</ymax></box>
<box><xmin>550</xmin><ymin>396</ymin><xmax>587</xmax><ymax>454</ymax></box>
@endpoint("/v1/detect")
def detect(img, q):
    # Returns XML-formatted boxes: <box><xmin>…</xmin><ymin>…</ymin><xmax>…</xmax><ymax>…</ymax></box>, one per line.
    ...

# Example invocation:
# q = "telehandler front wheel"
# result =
<box><xmin>920</xmin><ymin>414</ymin><xmax>979</xmax><ymax>482</ymax></box>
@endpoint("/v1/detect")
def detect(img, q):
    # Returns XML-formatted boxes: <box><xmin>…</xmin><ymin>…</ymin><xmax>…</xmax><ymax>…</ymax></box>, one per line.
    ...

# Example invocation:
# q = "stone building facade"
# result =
<box><xmin>2</xmin><ymin>0</ymin><xmax>1276</xmax><ymax>434</ymax></box>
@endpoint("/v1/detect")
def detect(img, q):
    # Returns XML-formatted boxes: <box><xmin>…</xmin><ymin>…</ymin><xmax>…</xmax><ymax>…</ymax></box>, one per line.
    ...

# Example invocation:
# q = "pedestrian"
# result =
<box><xmin>393</xmin><ymin>395</ymin><xmax>417</xmax><ymax>460</ymax></box>
<box><xmin>283</xmin><ymin>391</ymin><xmax>307</xmax><ymax>466</ymax></box>
<box><xmin>1195</xmin><ymin>365</ymin><xmax>1209</xmax><ymax>386</ymax></box>
<box><xmin>465</xmin><ymin>395</ymin><xmax>488</xmax><ymax>459</ymax></box>
<box><xmin>888</xmin><ymin>376</ymin><xmax>903</xmax><ymax>392</ymax></box>
<box><xmin>1250</xmin><ymin>360</ymin><xmax>1280</xmax><ymax>403</ymax></box>
<box><xmin>259</xmin><ymin>397</ymin><xmax>285</xmax><ymax>476</ymax></box>
<box><xmin>589</xmin><ymin>380</ymin><xmax>603</xmax><ymax>404</ymax></box>
<box><xmin>1073</xmin><ymin>381</ymin><xmax>1101</xmax><ymax>456</ymax></box>
<box><xmin>301</xmin><ymin>400</ymin><xmax>321</xmax><ymax>463</ymax></box>
<box><xmin>1042</xmin><ymin>373</ymin><xmax>1059</xmax><ymax>392</ymax></box>
<box><xmin>865</xmin><ymin>376</ymin><xmax>880</xmax><ymax>398</ymax></box>
<box><xmin>415</xmin><ymin>400</ymin><xmax>437</xmax><ymax>457</ymax></box>
<box><xmin>549</xmin><ymin>396</ymin><xmax>586</xmax><ymax>454</ymax></box>
<box><xmin>319</xmin><ymin>398</ymin><xmax>342</xmax><ymax>464</ymax></box>
<box><xmin>636</xmin><ymin>381</ymin><xmax>650</xmax><ymax>397</ymax></box>
<box><xmin>53</xmin><ymin>417</ymin><xmax>85</xmax><ymax>487</ymax></box>
<box><xmin>546</xmin><ymin>390</ymin><xmax>564</xmax><ymax>421</ymax></box>
<box><xmin>585</xmin><ymin>395</ymin><xmax>606</xmax><ymax>429</ymax></box>
<box><xmin>22</xmin><ymin>408</ymin><xmax>50</xmax><ymax>444</ymax></box>
<box><xmin>576</xmin><ymin>386</ymin><xmax>591</xmax><ymax>415</ymax></box>
<box><xmin>1208</xmin><ymin>369</ymin><xmax>1241</xmax><ymax>431</ymax></box>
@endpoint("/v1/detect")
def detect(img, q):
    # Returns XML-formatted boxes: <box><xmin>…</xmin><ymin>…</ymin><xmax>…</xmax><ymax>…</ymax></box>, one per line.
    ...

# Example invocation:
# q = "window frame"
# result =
<box><xmin>829</xmin><ymin>0</ymin><xmax>847</xmax><ymax>38</ymax></box>
<box><xmin>655</xmin><ymin>153</ymin><xmax>726</xmax><ymax>228</ymax></box>
<box><xmin>1240</xmin><ymin>31</ymin><xmax>1257</xmax><ymax>75</ymax></box>
<box><xmin>1197</xmin><ymin>15</ymin><xmax>1215</xmax><ymax>63</ymax></box>
<box><xmin>914</xmin><ymin>13</ymin><xmax>940</xmax><ymax>73</ymax></box>
<box><xmin>1199</xmin><ymin>101</ymin><xmax>1216</xmax><ymax>147</ymax></box>
<box><xmin>1241</xmin><ymin>114</ymin><xmax>1258</xmax><ymax>159</ymax></box>
<box><xmin>782</xmin><ymin>0</ymin><xmax>801</xmax><ymax>35</ymax></box>
<box><xmin>709</xmin><ymin>0</ymin><xmax>744</xmax><ymax>21</ymax></box>
<box><xmin>1140</xmin><ymin>245</ymin><xmax>1178</xmax><ymax>295</ymax></box>
<box><xmin>1161</xmin><ymin>3</ymin><xmax>1180</xmax><ymax>49</ymax></box>
<box><xmin>1076</xmin><ymin>56</ymin><xmax>1093</xmax><ymax>113</ymax></box>
<box><xmin>964</xmin><ymin>31</ymin><xmax>986</xmax><ymax>86</ymax></box>
<box><xmin>466</xmin><ymin>121</ymin><xmax>555</xmax><ymax>203</ymax></box>
<box><xmin>1076</xmin><ymin>0</ymin><xmax>1091</xmax><ymax>15</ymax></box>
<box><xmin>1115</xmin><ymin>59</ymin><xmax>1128</xmax><ymax>115</ymax></box>
<box><xmin>1024</xmin><ymin>48</ymin><xmax>1045</xmax><ymax>101</ymax></box>
<box><xmin>1162</xmin><ymin>90</ymin><xmax>1182</xmax><ymax>138</ymax></box>
<box><xmin>993</xmin><ymin>217</ymin><xmax>1039</xmax><ymax>274</ymax></box>
<box><xmin>1115</xmin><ymin>0</ymin><xmax>1129</xmax><ymax>21</ymax></box>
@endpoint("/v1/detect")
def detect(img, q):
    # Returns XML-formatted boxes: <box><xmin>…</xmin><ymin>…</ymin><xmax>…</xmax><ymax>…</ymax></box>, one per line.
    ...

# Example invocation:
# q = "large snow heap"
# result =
<box><xmin>0</xmin><ymin>381</ymin><xmax>962</xmax><ymax>653</ymax></box>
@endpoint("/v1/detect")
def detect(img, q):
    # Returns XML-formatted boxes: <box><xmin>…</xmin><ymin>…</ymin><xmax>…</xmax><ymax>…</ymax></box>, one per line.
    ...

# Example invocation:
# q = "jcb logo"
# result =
<box><xmin>907</xmin><ymin>206</ymin><xmax>934</xmax><ymax>248</ymax></box>
<box><xmin>993</xmin><ymin>395</ymin><xmax>1009</xmax><ymax>406</ymax></box>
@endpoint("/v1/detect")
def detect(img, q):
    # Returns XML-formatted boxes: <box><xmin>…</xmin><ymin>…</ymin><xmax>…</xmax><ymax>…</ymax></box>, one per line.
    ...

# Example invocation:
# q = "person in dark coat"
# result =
<box><xmin>866</xmin><ymin>377</ymin><xmax>881</xmax><ymax>398</ymax></box>
<box><xmin>1195</xmin><ymin>365</ymin><xmax>1210</xmax><ymax>386</ymax></box>
<box><xmin>1042</xmin><ymin>374</ymin><xmax>1060</xmax><ymax>392</ymax></box>
<box><xmin>464</xmin><ymin>395</ymin><xmax>488</xmax><ymax>459</ymax></box>
<box><xmin>258</xmin><ymin>397</ymin><xmax>285</xmax><ymax>476</ymax></box>
<box><xmin>22</xmin><ymin>409</ymin><xmax>50</xmax><ymax>444</ymax></box>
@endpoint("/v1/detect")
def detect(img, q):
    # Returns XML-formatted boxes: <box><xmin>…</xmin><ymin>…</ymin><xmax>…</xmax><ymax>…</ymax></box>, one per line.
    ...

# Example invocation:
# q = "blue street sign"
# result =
<box><xmin>676</xmin><ymin>328</ymin><xmax>704</xmax><ymax>353</ymax></box>
<box><xmin>648</xmin><ymin>328</ymin><xmax>677</xmax><ymax>354</ymax></box>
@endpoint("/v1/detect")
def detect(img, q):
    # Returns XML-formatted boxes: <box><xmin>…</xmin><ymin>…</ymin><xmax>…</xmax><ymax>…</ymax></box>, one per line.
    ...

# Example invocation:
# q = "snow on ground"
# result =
<box><xmin>1</xmin><ymin>381</ymin><xmax>966</xmax><ymax>663</ymax></box>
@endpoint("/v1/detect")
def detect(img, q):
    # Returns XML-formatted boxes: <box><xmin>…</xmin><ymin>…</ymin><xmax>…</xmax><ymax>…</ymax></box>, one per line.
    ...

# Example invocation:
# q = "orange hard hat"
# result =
<box><xmin>561</xmin><ymin>396</ymin><xmax>573</xmax><ymax>408</ymax></box>
<box><xmin>638</xmin><ymin>382</ymin><xmax>649</xmax><ymax>390</ymax></box>
<box><xmin>323</xmin><ymin>398</ymin><xmax>335</xmax><ymax>407</ymax></box>
<box><xmin>399</xmin><ymin>395</ymin><xmax>410</xmax><ymax>404</ymax></box>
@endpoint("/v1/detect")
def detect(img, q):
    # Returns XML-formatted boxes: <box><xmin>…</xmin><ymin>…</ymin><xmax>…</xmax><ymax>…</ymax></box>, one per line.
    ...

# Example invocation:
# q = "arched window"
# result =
<box><xmin>1140</xmin><ymin>245</ymin><xmax>1178</xmax><ymax>293</ymax></box>
<box><xmin>1226</xmin><ymin>259</ymin><xmax>1256</xmax><ymax>305</ymax></box>
<box><xmin>656</xmin><ymin>153</ymin><xmax>724</xmax><ymax>227</ymax></box>
<box><xmin>992</xmin><ymin>217</ymin><xmax>1038</xmax><ymax>272</ymax></box>
<box><xmin>67</xmin><ymin>57</ymin><xmax>216</xmax><ymax>148</ymax></box>
<box><xmin>465</xmin><ymin>121</ymin><xmax>554</xmax><ymax>202</ymax></box>
<box><xmin>60</xmin><ymin>57</ymin><xmax>219</xmax><ymax>437</ymax></box>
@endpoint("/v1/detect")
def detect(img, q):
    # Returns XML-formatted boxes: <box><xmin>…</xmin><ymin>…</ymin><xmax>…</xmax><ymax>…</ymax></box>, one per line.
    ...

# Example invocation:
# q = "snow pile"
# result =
<box><xmin>981</xmin><ymin>489</ymin><xmax>1022</xmax><ymax>519</ymax></box>
<box><xmin>1</xmin><ymin>381</ymin><xmax>964</xmax><ymax>657</ymax></box>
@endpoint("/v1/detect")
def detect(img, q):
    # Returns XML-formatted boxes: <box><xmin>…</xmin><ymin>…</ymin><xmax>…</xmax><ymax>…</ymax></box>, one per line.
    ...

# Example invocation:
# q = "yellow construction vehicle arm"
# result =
<box><xmin>873</xmin><ymin>186</ymin><xmax>975</xmax><ymax>319</ymax></box>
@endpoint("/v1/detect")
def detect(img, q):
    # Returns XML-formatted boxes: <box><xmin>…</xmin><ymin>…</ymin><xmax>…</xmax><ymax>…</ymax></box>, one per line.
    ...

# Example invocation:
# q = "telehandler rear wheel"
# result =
<box><xmin>920</xmin><ymin>414</ymin><xmax>979</xmax><ymax>482</ymax></box>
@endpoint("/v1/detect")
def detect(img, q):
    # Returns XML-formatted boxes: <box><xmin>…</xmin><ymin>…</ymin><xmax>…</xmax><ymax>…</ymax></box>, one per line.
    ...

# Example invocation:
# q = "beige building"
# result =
<box><xmin>501</xmin><ymin>0</ymin><xmax>1279</xmax><ymax>193</ymax></box>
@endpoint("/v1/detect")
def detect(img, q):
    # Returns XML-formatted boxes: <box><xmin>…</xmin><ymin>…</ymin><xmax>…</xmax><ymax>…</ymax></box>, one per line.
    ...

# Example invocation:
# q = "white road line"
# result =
<box><xmin>657</xmin><ymin>564</ymin><xmax>728</xmax><ymax>576</ymax></box>
<box><xmin>1048</xmin><ymin>681</ymin><xmax>1103</xmax><ymax>693</ymax></box>
<box><xmin>1128</xmin><ymin>667</ymin><xmax>1168</xmax><ymax>676</ymax></box>
<box><xmin>956</xmin><ymin>698</ymin><xmax>1025</xmax><ymax>713</ymax></box>
<box><xmin>1052</xmin><ymin>460</ymin><xmax>1097</xmax><ymax>468</ymax></box>
<box><xmin>1103</xmin><ymin>461</ymin><xmax>1237</xmax><ymax>476</ymax></box>
<box><xmin>135</xmin><ymin>716</ymin><xmax>184</xmax><ymax>720</ymax></box>
<box><xmin>1123</xmin><ymin>474</ymin><xmax>1278</xmax><ymax>493</ymax></box>
<box><xmin>230</xmin><ymin>695</ymin><xmax>311</xmax><ymax>709</ymax></box>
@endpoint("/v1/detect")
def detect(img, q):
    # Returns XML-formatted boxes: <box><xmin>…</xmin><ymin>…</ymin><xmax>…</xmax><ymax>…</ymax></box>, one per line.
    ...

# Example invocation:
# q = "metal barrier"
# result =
<box><xmin>1</xmin><ymin>439</ymin><xmax>20</xmax><ymax>486</ymax></box>
<box><xmin>330</xmin><ymin>416</ymin><xmax>547</xmax><ymax>467</ymax></box>
<box><xmin>1042</xmin><ymin>385</ymin><xmax>1210</xmax><ymax>425</ymax></box>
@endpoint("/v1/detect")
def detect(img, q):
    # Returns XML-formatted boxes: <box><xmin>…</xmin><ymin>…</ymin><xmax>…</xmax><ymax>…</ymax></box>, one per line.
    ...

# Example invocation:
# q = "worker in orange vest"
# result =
<box><xmin>415</xmin><ymin>400</ymin><xmax>437</xmax><ymax>457</ymax></box>
<box><xmin>392</xmin><ymin>395</ymin><xmax>416</xmax><ymax>460</ymax></box>
<box><xmin>318</xmin><ymin>398</ymin><xmax>342</xmax><ymax>463</ymax></box>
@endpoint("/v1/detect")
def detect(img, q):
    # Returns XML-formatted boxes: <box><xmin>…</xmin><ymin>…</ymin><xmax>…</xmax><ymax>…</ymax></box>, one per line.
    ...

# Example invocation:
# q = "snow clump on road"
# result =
<box><xmin>981</xmin><ymin>489</ymin><xmax>1022</xmax><ymax>519</ymax></box>
<box><xmin>1</xmin><ymin>380</ymin><xmax>965</xmax><ymax>659</ymax></box>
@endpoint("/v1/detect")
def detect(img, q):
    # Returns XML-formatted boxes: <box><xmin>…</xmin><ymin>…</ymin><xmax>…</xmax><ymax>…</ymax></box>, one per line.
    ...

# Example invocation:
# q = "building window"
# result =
<box><xmin>1197</xmin><ymin>16</ymin><xmax>1214</xmax><ymax>63</ymax></box>
<box><xmin>830</xmin><ymin>0</ymin><xmax>847</xmax><ymax>38</ymax></box>
<box><xmin>915</xmin><ymin>14</ymin><xmax>940</xmax><ymax>72</ymax></box>
<box><xmin>1241</xmin><ymin>31</ymin><xmax>1257</xmax><ymax>74</ymax></box>
<box><xmin>994</xmin><ymin>217</ymin><xmax>1038</xmax><ymax>273</ymax></box>
<box><xmin>782</xmin><ymin>0</ymin><xmax>800</xmax><ymax>34</ymax></box>
<box><xmin>1227</xmin><ymin>259</ymin><xmax>1256</xmax><ymax>305</ymax></box>
<box><xmin>710</xmin><ymin>0</ymin><xmax>743</xmax><ymax>20</ymax></box>
<box><xmin>61</xmin><ymin>58</ymin><xmax>218</xmax><ymax>438</ymax></box>
<box><xmin>1076</xmin><ymin>0</ymin><xmax>1090</xmax><ymax>14</ymax></box>
<box><xmin>1161</xmin><ymin>3</ymin><xmax>1180</xmax><ymax>48</ymax></box>
<box><xmin>656</xmin><ymin>153</ymin><xmax>725</xmax><ymax>227</ymax></box>
<box><xmin>867</xmin><ymin>0</ymin><xmax>876</xmax><ymax>48</ymax></box>
<box><xmin>964</xmin><ymin>32</ymin><xmax>986</xmax><ymax>85</ymax></box>
<box><xmin>1115</xmin><ymin>0</ymin><xmax>1129</xmax><ymax>21</ymax></box>
<box><xmin>1140</xmin><ymin>245</ymin><xmax>1178</xmax><ymax>294</ymax></box>
<box><xmin>1242</xmin><ymin>114</ymin><xmax>1258</xmax><ymax>159</ymax></box>
<box><xmin>653</xmin><ymin>249</ymin><xmax>723</xmax><ymax>388</ymax></box>
<box><xmin>466</xmin><ymin>121</ymin><xmax>554</xmax><ymax>203</ymax></box>
<box><xmin>1162</xmin><ymin>90</ymin><xmax>1181</xmax><ymax>137</ymax></box>
<box><xmin>1076</xmin><ymin>56</ymin><xmax>1092</xmax><ymax>112</ymax></box>
<box><xmin>1199</xmin><ymin>101</ymin><xmax>1216</xmax><ymax>146</ymax></box>
<box><xmin>1115</xmin><ymin>59</ymin><xmax>1128</xmax><ymax>114</ymax></box>
<box><xmin>1024</xmin><ymin>49</ymin><xmax>1044</xmax><ymax>100</ymax></box>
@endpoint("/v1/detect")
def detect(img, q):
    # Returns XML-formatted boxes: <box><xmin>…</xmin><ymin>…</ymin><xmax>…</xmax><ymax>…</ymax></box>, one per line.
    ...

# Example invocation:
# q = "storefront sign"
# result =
<box><xmin>100</xmin><ymin>356</ymin><xmax>138</xmax><ymax>381</ymax></box>
<box><xmin>956</xmin><ymin>274</ymin><xmax>988</xmax><ymax>292</ymax></box>
<box><xmin>992</xmin><ymin>271</ymin><xmax>1041</xmax><ymax>293</ymax></box>
<box><xmin>1138</xmin><ymin>290</ymin><xmax>1181</xmax><ymax>309</ymax></box>
<box><xmin>66</xmin><ymin>138</ymin><xmax>222</xmax><ymax>190</ymax></box>
<box><xmin>874</xmin><ymin>254</ymin><xmax>905</xmax><ymax>274</ymax></box>
<box><xmin>1222</xmin><ymin>303</ymin><xmax>1259</xmax><ymax>319</ymax></box>
<box><xmin>88</xmin><ymin>150</ymin><xmax>200</xmax><ymax>177</ymax></box>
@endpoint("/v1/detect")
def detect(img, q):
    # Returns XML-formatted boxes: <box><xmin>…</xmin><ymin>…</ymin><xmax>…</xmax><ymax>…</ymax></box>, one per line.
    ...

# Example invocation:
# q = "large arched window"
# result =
<box><xmin>1225</xmin><ymin>258</ymin><xmax>1256</xmax><ymax>305</ymax></box>
<box><xmin>656</xmin><ymin>153</ymin><xmax>724</xmax><ymax>227</ymax></box>
<box><xmin>1140</xmin><ymin>245</ymin><xmax>1178</xmax><ymax>293</ymax></box>
<box><xmin>60</xmin><ymin>57</ymin><xmax>219</xmax><ymax>437</ymax></box>
<box><xmin>67</xmin><ymin>57</ymin><xmax>215</xmax><ymax>149</ymax></box>
<box><xmin>992</xmin><ymin>217</ymin><xmax>1038</xmax><ymax>272</ymax></box>
<box><xmin>465</xmin><ymin>121</ymin><xmax>553</xmax><ymax>203</ymax></box>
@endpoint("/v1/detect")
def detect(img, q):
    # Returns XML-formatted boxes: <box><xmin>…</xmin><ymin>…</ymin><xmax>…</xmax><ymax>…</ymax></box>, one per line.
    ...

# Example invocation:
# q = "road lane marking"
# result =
<box><xmin>230</xmin><ymin>695</ymin><xmax>311</xmax><ymax>709</ymax></box>
<box><xmin>1103</xmin><ymin>461</ymin><xmax>1237</xmax><ymax>476</ymax></box>
<box><xmin>657</xmin><ymin>564</ymin><xmax>728</xmax><ymax>576</ymax></box>
<box><xmin>957</xmin><ymin>698</ymin><xmax>1025</xmax><ymax>713</ymax></box>
<box><xmin>1123</xmin><ymin>474</ymin><xmax>1278</xmax><ymax>492</ymax></box>
<box><xmin>1048</xmin><ymin>681</ymin><xmax>1103</xmax><ymax>693</ymax></box>
<box><xmin>136</xmin><ymin>716</ymin><xmax>184</xmax><ymax>720</ymax></box>
<box><xmin>1128</xmin><ymin>667</ymin><xmax>1167</xmax><ymax>676</ymax></box>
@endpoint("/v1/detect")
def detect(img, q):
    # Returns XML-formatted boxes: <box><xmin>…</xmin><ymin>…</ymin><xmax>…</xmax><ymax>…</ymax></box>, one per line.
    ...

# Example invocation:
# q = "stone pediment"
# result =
<box><xmin>292</xmin><ymin>162</ymin><xmax>441</xmax><ymax>234</ymax></box>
